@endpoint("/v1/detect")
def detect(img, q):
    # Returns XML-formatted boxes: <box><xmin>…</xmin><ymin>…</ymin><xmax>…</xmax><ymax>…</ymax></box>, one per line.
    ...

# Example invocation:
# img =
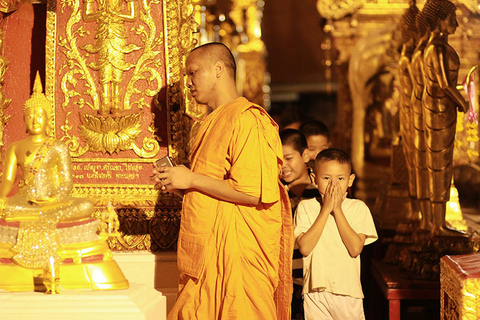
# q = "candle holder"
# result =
<box><xmin>43</xmin><ymin>256</ymin><xmax>61</xmax><ymax>294</ymax></box>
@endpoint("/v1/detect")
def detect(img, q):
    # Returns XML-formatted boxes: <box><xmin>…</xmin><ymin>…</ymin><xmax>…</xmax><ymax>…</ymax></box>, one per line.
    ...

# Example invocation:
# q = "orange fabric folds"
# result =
<box><xmin>169</xmin><ymin>98</ymin><xmax>293</xmax><ymax>320</ymax></box>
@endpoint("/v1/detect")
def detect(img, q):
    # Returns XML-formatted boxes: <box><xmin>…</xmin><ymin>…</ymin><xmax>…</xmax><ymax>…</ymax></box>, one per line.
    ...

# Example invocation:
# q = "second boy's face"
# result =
<box><xmin>282</xmin><ymin>145</ymin><xmax>309</xmax><ymax>184</ymax></box>
<box><xmin>307</xmin><ymin>135</ymin><xmax>330</xmax><ymax>161</ymax></box>
<box><xmin>315</xmin><ymin>160</ymin><xmax>355</xmax><ymax>199</ymax></box>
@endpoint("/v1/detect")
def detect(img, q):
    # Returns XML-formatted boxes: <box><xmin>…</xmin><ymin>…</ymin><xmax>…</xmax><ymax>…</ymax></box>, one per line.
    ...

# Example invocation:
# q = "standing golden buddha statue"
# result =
<box><xmin>0</xmin><ymin>73</ymin><xmax>128</xmax><ymax>291</ymax></box>
<box><xmin>397</xmin><ymin>0</ymin><xmax>421</xmax><ymax>224</ymax></box>
<box><xmin>421</xmin><ymin>0</ymin><xmax>469</xmax><ymax>237</ymax></box>
<box><xmin>410</xmin><ymin>8</ymin><xmax>433</xmax><ymax>232</ymax></box>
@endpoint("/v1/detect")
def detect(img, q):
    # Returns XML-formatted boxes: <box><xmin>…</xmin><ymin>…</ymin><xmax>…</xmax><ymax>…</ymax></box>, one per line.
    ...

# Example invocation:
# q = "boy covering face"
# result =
<box><xmin>294</xmin><ymin>148</ymin><xmax>377</xmax><ymax>320</ymax></box>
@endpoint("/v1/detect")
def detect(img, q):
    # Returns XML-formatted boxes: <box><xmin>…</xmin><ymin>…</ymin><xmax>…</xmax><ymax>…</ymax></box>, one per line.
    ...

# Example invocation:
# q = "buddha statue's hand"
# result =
<box><xmin>458</xmin><ymin>99</ymin><xmax>469</xmax><ymax>113</ymax></box>
<box><xmin>29</xmin><ymin>196</ymin><xmax>58</xmax><ymax>204</ymax></box>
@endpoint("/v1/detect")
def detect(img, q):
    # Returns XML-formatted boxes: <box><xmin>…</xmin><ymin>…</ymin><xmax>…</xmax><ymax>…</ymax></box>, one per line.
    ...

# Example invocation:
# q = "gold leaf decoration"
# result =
<box><xmin>79</xmin><ymin>113</ymin><xmax>142</xmax><ymax>154</ymax></box>
<box><xmin>316</xmin><ymin>0</ymin><xmax>364</xmax><ymax>20</ymax></box>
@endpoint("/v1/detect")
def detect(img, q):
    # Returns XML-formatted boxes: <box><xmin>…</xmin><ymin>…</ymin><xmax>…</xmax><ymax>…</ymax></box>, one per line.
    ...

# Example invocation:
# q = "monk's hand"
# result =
<box><xmin>154</xmin><ymin>165</ymin><xmax>193</xmax><ymax>192</ymax></box>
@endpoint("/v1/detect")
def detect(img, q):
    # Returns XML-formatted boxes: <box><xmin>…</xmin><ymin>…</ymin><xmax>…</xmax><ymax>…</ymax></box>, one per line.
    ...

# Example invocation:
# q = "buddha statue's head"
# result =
<box><xmin>400</xmin><ymin>0</ymin><xmax>419</xmax><ymax>52</ymax></box>
<box><xmin>420</xmin><ymin>0</ymin><xmax>457</xmax><ymax>34</ymax></box>
<box><xmin>23</xmin><ymin>72</ymin><xmax>53</xmax><ymax>136</ymax></box>
<box><xmin>416</xmin><ymin>10</ymin><xmax>430</xmax><ymax>38</ymax></box>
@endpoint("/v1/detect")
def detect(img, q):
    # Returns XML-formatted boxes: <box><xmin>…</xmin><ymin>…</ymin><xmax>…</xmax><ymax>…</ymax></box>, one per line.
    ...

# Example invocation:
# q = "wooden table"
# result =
<box><xmin>371</xmin><ymin>259</ymin><xmax>440</xmax><ymax>320</ymax></box>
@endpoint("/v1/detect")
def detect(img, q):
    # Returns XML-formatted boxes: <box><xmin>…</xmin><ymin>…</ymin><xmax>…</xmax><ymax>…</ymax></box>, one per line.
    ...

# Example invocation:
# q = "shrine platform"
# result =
<box><xmin>0</xmin><ymin>283</ymin><xmax>166</xmax><ymax>320</ymax></box>
<box><xmin>0</xmin><ymin>251</ymin><xmax>173</xmax><ymax>319</ymax></box>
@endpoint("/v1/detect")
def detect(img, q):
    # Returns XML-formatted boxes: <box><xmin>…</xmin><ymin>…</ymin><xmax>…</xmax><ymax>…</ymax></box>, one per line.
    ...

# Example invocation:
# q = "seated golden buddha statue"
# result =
<box><xmin>0</xmin><ymin>73</ymin><xmax>128</xmax><ymax>291</ymax></box>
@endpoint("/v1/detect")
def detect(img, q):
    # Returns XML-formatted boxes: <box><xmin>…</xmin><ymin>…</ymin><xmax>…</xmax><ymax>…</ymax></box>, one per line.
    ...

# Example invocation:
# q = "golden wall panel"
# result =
<box><xmin>45</xmin><ymin>0</ymin><xmax>196</xmax><ymax>251</ymax></box>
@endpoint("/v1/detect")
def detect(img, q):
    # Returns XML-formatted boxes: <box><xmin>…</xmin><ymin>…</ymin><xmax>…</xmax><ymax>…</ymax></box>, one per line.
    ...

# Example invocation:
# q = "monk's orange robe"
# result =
<box><xmin>168</xmin><ymin>97</ymin><xmax>293</xmax><ymax>320</ymax></box>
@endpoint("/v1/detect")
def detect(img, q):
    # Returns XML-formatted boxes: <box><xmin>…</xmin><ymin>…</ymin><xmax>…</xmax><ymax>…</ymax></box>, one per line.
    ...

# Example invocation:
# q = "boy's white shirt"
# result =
<box><xmin>294</xmin><ymin>197</ymin><xmax>378</xmax><ymax>299</ymax></box>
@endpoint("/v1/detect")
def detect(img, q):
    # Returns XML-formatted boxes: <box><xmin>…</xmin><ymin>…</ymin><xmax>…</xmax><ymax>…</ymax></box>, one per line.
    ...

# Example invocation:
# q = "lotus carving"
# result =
<box><xmin>79</xmin><ymin>113</ymin><xmax>142</xmax><ymax>154</ymax></box>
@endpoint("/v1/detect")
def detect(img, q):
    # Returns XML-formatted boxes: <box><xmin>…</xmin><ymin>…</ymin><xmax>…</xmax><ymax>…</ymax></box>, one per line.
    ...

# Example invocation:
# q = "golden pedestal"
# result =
<box><xmin>0</xmin><ymin>218</ymin><xmax>128</xmax><ymax>292</ymax></box>
<box><xmin>440</xmin><ymin>253</ymin><xmax>480</xmax><ymax>320</ymax></box>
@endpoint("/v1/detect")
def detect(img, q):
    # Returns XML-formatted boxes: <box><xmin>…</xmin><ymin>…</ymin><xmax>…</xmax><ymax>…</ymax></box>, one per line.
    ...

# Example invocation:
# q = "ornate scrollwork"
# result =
<box><xmin>55</xmin><ymin>0</ymin><xmax>164</xmax><ymax>158</ymax></box>
<box><xmin>47</xmin><ymin>0</ymin><xmax>197</xmax><ymax>251</ymax></box>
<box><xmin>165</xmin><ymin>0</ymin><xmax>198</xmax><ymax>162</ymax></box>
<box><xmin>57</xmin><ymin>0</ymin><xmax>100</xmax><ymax>111</ymax></box>
<box><xmin>0</xmin><ymin>1</ymin><xmax>16</xmax><ymax>155</ymax></box>
<box><xmin>124</xmin><ymin>0</ymin><xmax>164</xmax><ymax>111</ymax></box>
<box><xmin>316</xmin><ymin>0</ymin><xmax>364</xmax><ymax>20</ymax></box>
<box><xmin>79</xmin><ymin>113</ymin><xmax>142</xmax><ymax>154</ymax></box>
<box><xmin>0</xmin><ymin>53</ymin><xmax>11</xmax><ymax>153</ymax></box>
<box><xmin>86</xmin><ymin>193</ymin><xmax>182</xmax><ymax>251</ymax></box>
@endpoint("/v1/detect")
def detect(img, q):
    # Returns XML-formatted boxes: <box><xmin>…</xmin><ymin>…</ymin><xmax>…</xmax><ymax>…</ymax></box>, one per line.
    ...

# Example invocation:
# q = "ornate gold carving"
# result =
<box><xmin>73</xmin><ymin>184</ymin><xmax>159</xmax><ymax>204</ymax></box>
<box><xmin>0</xmin><ymin>0</ymin><xmax>16</xmax><ymax>13</ymax></box>
<box><xmin>57</xmin><ymin>0</ymin><xmax>100</xmax><ymax>110</ymax></box>
<box><xmin>110</xmin><ymin>234</ymin><xmax>151</xmax><ymax>250</ymax></box>
<box><xmin>231</xmin><ymin>0</ymin><xmax>267</xmax><ymax>106</ymax></box>
<box><xmin>236</xmin><ymin>49</ymin><xmax>266</xmax><ymax>107</ymax></box>
<box><xmin>441</xmin><ymin>256</ymin><xmax>480</xmax><ymax>320</ymax></box>
<box><xmin>59</xmin><ymin>111</ymin><xmax>90</xmax><ymax>156</ymax></box>
<box><xmin>46</xmin><ymin>0</ymin><xmax>197</xmax><ymax>251</ymax></box>
<box><xmin>0</xmin><ymin>43</ymin><xmax>11</xmax><ymax>154</ymax></box>
<box><xmin>149</xmin><ymin>208</ymin><xmax>181</xmax><ymax>250</ymax></box>
<box><xmin>79</xmin><ymin>113</ymin><xmax>142</xmax><ymax>154</ymax></box>
<box><xmin>54</xmin><ymin>0</ymin><xmax>164</xmax><ymax>158</ymax></box>
<box><xmin>316</xmin><ymin>0</ymin><xmax>364</xmax><ymax>20</ymax></box>
<box><xmin>164</xmin><ymin>0</ymin><xmax>197</xmax><ymax>162</ymax></box>
<box><xmin>0</xmin><ymin>1</ymin><xmax>16</xmax><ymax>155</ymax></box>
<box><xmin>82</xmin><ymin>0</ymin><xmax>139</xmax><ymax>115</ymax></box>
<box><xmin>77</xmin><ymin>190</ymin><xmax>182</xmax><ymax>251</ymax></box>
<box><xmin>72</xmin><ymin>157</ymin><xmax>154</xmax><ymax>162</ymax></box>
<box><xmin>46</xmin><ymin>8</ymin><xmax>57</xmax><ymax>136</ymax></box>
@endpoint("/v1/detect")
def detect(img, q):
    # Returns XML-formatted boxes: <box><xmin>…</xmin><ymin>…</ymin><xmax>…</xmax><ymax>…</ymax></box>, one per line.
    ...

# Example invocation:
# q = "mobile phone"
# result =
<box><xmin>156</xmin><ymin>156</ymin><xmax>175</xmax><ymax>167</ymax></box>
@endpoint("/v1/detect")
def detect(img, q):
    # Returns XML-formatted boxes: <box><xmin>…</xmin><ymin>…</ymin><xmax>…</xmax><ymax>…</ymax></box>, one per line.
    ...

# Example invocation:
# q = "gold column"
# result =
<box><xmin>0</xmin><ymin>0</ymin><xmax>17</xmax><ymax>157</ymax></box>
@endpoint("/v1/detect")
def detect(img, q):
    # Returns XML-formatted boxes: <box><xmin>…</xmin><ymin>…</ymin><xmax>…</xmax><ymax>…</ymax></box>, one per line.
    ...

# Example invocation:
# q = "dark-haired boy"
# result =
<box><xmin>300</xmin><ymin>120</ymin><xmax>330</xmax><ymax>164</ymax></box>
<box><xmin>294</xmin><ymin>148</ymin><xmax>377</xmax><ymax>319</ymax></box>
<box><xmin>280</xmin><ymin>128</ymin><xmax>320</xmax><ymax>319</ymax></box>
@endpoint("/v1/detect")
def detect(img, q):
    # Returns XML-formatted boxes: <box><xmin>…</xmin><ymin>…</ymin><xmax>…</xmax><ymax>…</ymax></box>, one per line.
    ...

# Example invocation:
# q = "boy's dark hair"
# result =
<box><xmin>280</xmin><ymin>129</ymin><xmax>308</xmax><ymax>154</ymax></box>
<box><xmin>279</xmin><ymin>104</ymin><xmax>304</xmax><ymax>130</ymax></box>
<box><xmin>300</xmin><ymin>120</ymin><xmax>330</xmax><ymax>140</ymax></box>
<box><xmin>315</xmin><ymin>148</ymin><xmax>352</xmax><ymax>173</ymax></box>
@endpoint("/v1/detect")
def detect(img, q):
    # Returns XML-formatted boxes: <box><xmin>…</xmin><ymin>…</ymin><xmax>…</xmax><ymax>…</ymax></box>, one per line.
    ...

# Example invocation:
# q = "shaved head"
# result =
<box><xmin>190</xmin><ymin>42</ymin><xmax>237</xmax><ymax>79</ymax></box>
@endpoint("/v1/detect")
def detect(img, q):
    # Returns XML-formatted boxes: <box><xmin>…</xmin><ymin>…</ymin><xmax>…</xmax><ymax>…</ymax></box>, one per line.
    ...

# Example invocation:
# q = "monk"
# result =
<box><xmin>153</xmin><ymin>42</ymin><xmax>293</xmax><ymax>320</ymax></box>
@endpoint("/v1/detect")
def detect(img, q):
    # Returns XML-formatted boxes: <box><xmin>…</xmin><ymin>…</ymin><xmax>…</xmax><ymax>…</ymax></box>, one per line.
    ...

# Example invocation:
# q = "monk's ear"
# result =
<box><xmin>215</xmin><ymin>60</ymin><xmax>225</xmax><ymax>78</ymax></box>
